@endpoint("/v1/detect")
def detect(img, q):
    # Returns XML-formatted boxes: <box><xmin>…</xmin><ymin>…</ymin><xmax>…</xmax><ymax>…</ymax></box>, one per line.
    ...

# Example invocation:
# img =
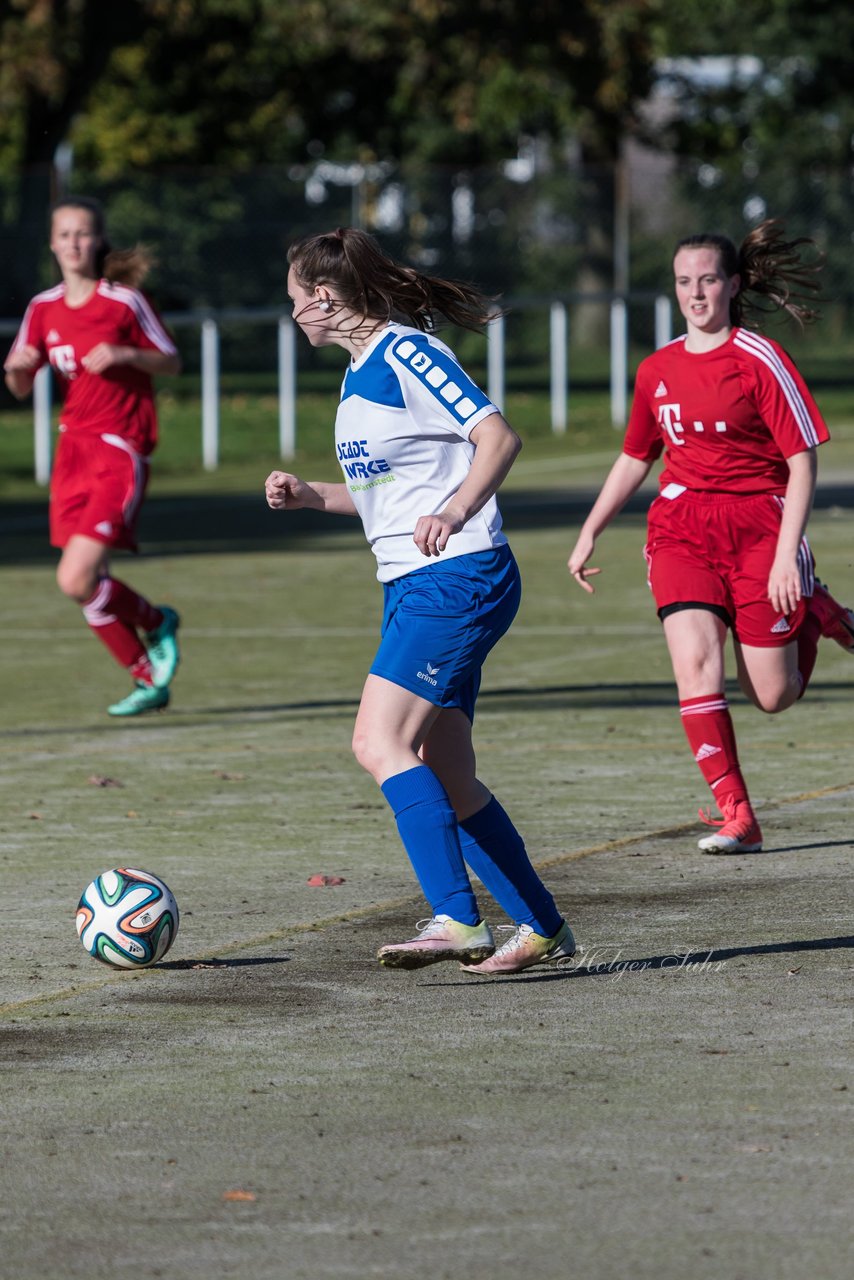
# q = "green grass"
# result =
<box><xmin>2</xmin><ymin>473</ymin><xmax>853</xmax><ymax>1280</ymax></box>
<box><xmin>1</xmin><ymin>498</ymin><xmax>852</xmax><ymax>913</ymax></box>
<box><xmin>4</xmin><ymin>379</ymin><xmax>854</xmax><ymax>501</ymax></box>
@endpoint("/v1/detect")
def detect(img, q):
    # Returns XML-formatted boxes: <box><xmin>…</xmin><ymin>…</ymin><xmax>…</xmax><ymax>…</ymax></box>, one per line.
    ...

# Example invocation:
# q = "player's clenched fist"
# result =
<box><xmin>3</xmin><ymin>343</ymin><xmax>41</xmax><ymax>373</ymax></box>
<box><xmin>265</xmin><ymin>470</ymin><xmax>296</xmax><ymax>508</ymax></box>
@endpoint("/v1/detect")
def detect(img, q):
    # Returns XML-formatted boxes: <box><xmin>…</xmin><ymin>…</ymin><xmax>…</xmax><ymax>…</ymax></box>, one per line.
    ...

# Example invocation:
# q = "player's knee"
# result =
<box><xmin>754</xmin><ymin>687</ymin><xmax>796</xmax><ymax>715</ymax></box>
<box><xmin>56</xmin><ymin>562</ymin><xmax>95</xmax><ymax>602</ymax></box>
<box><xmin>351</xmin><ymin>725</ymin><xmax>378</xmax><ymax>776</ymax></box>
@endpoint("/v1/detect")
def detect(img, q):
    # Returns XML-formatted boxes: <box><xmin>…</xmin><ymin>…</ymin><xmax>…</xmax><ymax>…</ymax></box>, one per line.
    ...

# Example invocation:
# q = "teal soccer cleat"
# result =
<box><xmin>146</xmin><ymin>606</ymin><xmax>181</xmax><ymax>688</ymax></box>
<box><xmin>107</xmin><ymin>682</ymin><xmax>170</xmax><ymax>717</ymax></box>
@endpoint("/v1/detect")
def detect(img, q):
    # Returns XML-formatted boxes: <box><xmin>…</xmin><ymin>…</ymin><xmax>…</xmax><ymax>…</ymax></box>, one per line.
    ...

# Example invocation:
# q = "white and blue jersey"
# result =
<box><xmin>335</xmin><ymin>323</ymin><xmax>506</xmax><ymax>582</ymax></box>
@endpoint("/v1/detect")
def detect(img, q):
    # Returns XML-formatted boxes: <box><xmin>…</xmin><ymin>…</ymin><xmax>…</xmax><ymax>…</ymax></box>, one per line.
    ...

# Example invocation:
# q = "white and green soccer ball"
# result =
<box><xmin>76</xmin><ymin>867</ymin><xmax>179</xmax><ymax>968</ymax></box>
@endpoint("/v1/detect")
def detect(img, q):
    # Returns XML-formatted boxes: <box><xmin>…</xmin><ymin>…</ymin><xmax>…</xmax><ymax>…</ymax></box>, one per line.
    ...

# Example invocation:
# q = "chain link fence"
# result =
<box><xmin>4</xmin><ymin>151</ymin><xmax>854</xmax><ymax>299</ymax></box>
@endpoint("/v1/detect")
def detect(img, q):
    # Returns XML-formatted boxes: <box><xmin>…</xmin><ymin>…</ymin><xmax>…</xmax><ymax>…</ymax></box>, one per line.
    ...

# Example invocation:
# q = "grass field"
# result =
<box><xmin>1</xmin><ymin>395</ymin><xmax>853</xmax><ymax>1279</ymax></box>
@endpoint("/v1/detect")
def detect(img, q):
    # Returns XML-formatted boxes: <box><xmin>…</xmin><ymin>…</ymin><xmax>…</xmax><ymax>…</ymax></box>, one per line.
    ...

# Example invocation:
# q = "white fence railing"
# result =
<box><xmin>2</xmin><ymin>294</ymin><xmax>672</xmax><ymax>484</ymax></box>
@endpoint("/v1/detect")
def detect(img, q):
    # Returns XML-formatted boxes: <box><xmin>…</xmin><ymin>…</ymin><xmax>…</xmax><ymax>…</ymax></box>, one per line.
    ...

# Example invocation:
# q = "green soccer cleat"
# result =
<box><xmin>107</xmin><ymin>682</ymin><xmax>170</xmax><ymax>717</ymax></box>
<box><xmin>146</xmin><ymin>606</ymin><xmax>181</xmax><ymax>688</ymax></box>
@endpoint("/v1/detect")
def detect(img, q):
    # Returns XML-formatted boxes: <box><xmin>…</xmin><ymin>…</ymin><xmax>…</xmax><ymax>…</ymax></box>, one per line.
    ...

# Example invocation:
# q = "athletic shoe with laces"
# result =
<box><xmin>459</xmin><ymin>920</ymin><xmax>577</xmax><ymax>975</ymax></box>
<box><xmin>697</xmin><ymin>799</ymin><xmax>763</xmax><ymax>854</ymax></box>
<box><xmin>809</xmin><ymin>581</ymin><xmax>854</xmax><ymax>653</ymax></box>
<box><xmin>107</xmin><ymin>681</ymin><xmax>170</xmax><ymax>717</ymax></box>
<box><xmin>377</xmin><ymin>915</ymin><xmax>495</xmax><ymax>969</ymax></box>
<box><xmin>146</xmin><ymin>606</ymin><xmax>181</xmax><ymax>688</ymax></box>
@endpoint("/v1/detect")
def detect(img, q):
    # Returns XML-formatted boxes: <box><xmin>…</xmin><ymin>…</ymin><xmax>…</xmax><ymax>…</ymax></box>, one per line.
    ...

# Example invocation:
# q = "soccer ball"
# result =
<box><xmin>76</xmin><ymin>867</ymin><xmax>179</xmax><ymax>969</ymax></box>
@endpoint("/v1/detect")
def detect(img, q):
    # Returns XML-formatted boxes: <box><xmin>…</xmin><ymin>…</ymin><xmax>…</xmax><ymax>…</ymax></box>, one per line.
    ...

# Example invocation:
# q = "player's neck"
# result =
<box><xmin>62</xmin><ymin>274</ymin><xmax>99</xmax><ymax>308</ymax></box>
<box><xmin>683</xmin><ymin>323</ymin><xmax>733</xmax><ymax>354</ymax></box>
<box><xmin>339</xmin><ymin>319</ymin><xmax>389</xmax><ymax>361</ymax></box>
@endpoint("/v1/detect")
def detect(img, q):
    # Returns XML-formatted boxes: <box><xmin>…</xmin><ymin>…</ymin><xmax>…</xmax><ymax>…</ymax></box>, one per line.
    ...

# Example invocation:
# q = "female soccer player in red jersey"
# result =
<box><xmin>567</xmin><ymin>219</ymin><xmax>854</xmax><ymax>852</ymax></box>
<box><xmin>4</xmin><ymin>196</ymin><xmax>182</xmax><ymax>717</ymax></box>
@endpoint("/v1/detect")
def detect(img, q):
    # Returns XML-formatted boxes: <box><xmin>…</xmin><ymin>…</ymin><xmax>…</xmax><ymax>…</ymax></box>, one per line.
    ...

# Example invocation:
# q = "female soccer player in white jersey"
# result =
<box><xmin>4</xmin><ymin>196</ymin><xmax>182</xmax><ymax>717</ymax></box>
<box><xmin>567</xmin><ymin>219</ymin><xmax>854</xmax><ymax>853</ymax></box>
<box><xmin>265</xmin><ymin>226</ymin><xmax>575</xmax><ymax>974</ymax></box>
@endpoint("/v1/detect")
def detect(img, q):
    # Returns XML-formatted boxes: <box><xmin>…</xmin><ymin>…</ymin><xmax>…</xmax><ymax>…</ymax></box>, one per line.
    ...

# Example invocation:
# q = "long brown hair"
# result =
<box><xmin>51</xmin><ymin>196</ymin><xmax>154</xmax><ymax>288</ymax></box>
<box><xmin>287</xmin><ymin>227</ymin><xmax>499</xmax><ymax>333</ymax></box>
<box><xmin>675</xmin><ymin>219</ymin><xmax>822</xmax><ymax>328</ymax></box>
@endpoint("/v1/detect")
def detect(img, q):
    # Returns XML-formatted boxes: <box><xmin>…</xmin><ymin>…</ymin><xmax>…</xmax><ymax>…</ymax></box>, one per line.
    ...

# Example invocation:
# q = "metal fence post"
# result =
<box><xmin>487</xmin><ymin>312</ymin><xmax>505</xmax><ymax>412</ymax></box>
<box><xmin>278</xmin><ymin>316</ymin><xmax>296</xmax><ymax>459</ymax></box>
<box><xmin>201</xmin><ymin>316</ymin><xmax>220</xmax><ymax>470</ymax></box>
<box><xmin>610</xmin><ymin>298</ymin><xmax>628</xmax><ymax>428</ymax></box>
<box><xmin>33</xmin><ymin>365</ymin><xmax>52</xmax><ymax>485</ymax></box>
<box><xmin>549</xmin><ymin>301</ymin><xmax>568</xmax><ymax>434</ymax></box>
<box><xmin>655</xmin><ymin>295</ymin><xmax>672</xmax><ymax>349</ymax></box>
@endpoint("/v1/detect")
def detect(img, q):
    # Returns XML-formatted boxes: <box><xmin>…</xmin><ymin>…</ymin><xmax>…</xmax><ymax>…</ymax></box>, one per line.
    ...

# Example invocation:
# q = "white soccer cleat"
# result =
<box><xmin>460</xmin><ymin>920</ymin><xmax>577</xmax><ymax>975</ymax></box>
<box><xmin>377</xmin><ymin>915</ymin><xmax>494</xmax><ymax>969</ymax></box>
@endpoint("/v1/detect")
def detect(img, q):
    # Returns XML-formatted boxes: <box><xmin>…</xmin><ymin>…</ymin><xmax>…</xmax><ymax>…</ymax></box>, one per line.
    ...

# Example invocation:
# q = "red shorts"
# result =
<box><xmin>643</xmin><ymin>488</ymin><xmax>815</xmax><ymax>648</ymax></box>
<box><xmin>50</xmin><ymin>431</ymin><xmax>150</xmax><ymax>552</ymax></box>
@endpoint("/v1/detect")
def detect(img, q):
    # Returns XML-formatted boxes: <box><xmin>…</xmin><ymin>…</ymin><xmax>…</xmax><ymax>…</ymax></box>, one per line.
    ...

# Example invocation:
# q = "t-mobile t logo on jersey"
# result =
<box><xmin>658</xmin><ymin>404</ymin><xmax>727</xmax><ymax>446</ymax></box>
<box><xmin>49</xmin><ymin>344</ymin><xmax>78</xmax><ymax>377</ymax></box>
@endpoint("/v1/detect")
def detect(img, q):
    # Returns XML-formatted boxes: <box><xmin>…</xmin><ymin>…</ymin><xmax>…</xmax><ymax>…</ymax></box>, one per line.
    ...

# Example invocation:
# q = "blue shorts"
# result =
<box><xmin>369</xmin><ymin>544</ymin><xmax>521</xmax><ymax>722</ymax></box>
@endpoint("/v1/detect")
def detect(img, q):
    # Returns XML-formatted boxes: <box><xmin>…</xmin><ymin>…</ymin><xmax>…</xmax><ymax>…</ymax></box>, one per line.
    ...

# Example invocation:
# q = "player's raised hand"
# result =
<box><xmin>265</xmin><ymin>471</ymin><xmax>312</xmax><ymax>510</ymax></box>
<box><xmin>3</xmin><ymin>344</ymin><xmax>41</xmax><ymax>372</ymax></box>
<box><xmin>81</xmin><ymin>343</ymin><xmax>127</xmax><ymax>373</ymax></box>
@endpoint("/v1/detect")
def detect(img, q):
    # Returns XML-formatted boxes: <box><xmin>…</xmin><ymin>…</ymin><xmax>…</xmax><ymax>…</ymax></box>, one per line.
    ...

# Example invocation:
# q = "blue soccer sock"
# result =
<box><xmin>458</xmin><ymin>795</ymin><xmax>563</xmax><ymax>936</ymax></box>
<box><xmin>380</xmin><ymin>765</ymin><xmax>480</xmax><ymax>925</ymax></box>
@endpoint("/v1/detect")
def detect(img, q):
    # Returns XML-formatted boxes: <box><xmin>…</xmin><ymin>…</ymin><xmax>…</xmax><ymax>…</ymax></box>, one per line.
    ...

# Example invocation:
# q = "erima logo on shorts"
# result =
<box><xmin>392</xmin><ymin>337</ymin><xmax>481</xmax><ymax>421</ymax></box>
<box><xmin>417</xmin><ymin>662</ymin><xmax>441</xmax><ymax>686</ymax></box>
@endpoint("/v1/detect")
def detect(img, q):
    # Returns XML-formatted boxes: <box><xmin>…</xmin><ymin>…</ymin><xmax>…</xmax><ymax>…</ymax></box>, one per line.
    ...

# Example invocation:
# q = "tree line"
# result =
<box><xmin>2</xmin><ymin>0</ymin><xmax>853</xmax><ymax>316</ymax></box>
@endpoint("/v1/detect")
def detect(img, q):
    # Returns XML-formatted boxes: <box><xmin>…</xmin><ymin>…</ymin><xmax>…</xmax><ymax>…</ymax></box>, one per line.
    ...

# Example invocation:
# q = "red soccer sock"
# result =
<box><xmin>679</xmin><ymin>693</ymin><xmax>750</xmax><ymax>811</ymax></box>
<box><xmin>796</xmin><ymin>609</ymin><xmax>822</xmax><ymax>699</ymax></box>
<box><xmin>101</xmin><ymin>575</ymin><xmax>162</xmax><ymax>633</ymax></box>
<box><xmin>82</xmin><ymin>577</ymin><xmax>154</xmax><ymax>674</ymax></box>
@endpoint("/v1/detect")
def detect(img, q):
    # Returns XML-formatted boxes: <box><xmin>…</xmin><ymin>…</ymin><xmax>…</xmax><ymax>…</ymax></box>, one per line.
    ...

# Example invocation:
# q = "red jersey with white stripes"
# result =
<box><xmin>9</xmin><ymin>280</ymin><xmax>177</xmax><ymax>454</ymax></box>
<box><xmin>623</xmin><ymin>328</ymin><xmax>829</xmax><ymax>495</ymax></box>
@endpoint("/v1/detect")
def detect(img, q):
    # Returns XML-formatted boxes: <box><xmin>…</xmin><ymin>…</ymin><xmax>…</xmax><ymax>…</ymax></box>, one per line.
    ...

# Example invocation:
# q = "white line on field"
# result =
<box><xmin>0</xmin><ymin>624</ymin><xmax>658</xmax><ymax>640</ymax></box>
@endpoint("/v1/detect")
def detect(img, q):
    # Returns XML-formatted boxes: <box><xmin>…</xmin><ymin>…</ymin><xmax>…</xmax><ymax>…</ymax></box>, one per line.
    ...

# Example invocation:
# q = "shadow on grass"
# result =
<box><xmin>4</xmin><ymin>481</ymin><xmax>852</xmax><ymax>565</ymax></box>
<box><xmin>157</xmin><ymin>955</ymin><xmax>291</xmax><ymax>970</ymax></box>
<box><xmin>1</xmin><ymin>678</ymin><xmax>851</xmax><ymax>741</ymax></box>
<box><xmin>428</xmin><ymin>933</ymin><xmax>854</xmax><ymax>986</ymax></box>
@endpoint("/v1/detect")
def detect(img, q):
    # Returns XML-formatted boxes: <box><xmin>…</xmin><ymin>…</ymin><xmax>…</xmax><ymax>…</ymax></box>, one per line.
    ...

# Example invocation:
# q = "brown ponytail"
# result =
<box><xmin>50</xmin><ymin>195</ymin><xmax>154</xmax><ymax>288</ymax></box>
<box><xmin>675</xmin><ymin>219</ymin><xmax>822</xmax><ymax>328</ymax></box>
<box><xmin>101</xmin><ymin>246</ymin><xmax>154</xmax><ymax>288</ymax></box>
<box><xmin>287</xmin><ymin>227</ymin><xmax>500</xmax><ymax>334</ymax></box>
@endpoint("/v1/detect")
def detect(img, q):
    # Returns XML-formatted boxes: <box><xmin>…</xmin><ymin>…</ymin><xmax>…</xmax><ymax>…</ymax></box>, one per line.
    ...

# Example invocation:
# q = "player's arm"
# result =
<box><xmin>767</xmin><ymin>447</ymin><xmax>818</xmax><ymax>615</ymax></box>
<box><xmin>3</xmin><ymin>344</ymin><xmax>42</xmax><ymax>399</ymax></box>
<box><xmin>81</xmin><ymin>346</ymin><xmax>182</xmax><ymax>377</ymax></box>
<box><xmin>413</xmin><ymin>412</ymin><xmax>520</xmax><ymax>556</ymax></box>
<box><xmin>567</xmin><ymin>451</ymin><xmax>653</xmax><ymax>593</ymax></box>
<box><xmin>265</xmin><ymin>471</ymin><xmax>358</xmax><ymax>516</ymax></box>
